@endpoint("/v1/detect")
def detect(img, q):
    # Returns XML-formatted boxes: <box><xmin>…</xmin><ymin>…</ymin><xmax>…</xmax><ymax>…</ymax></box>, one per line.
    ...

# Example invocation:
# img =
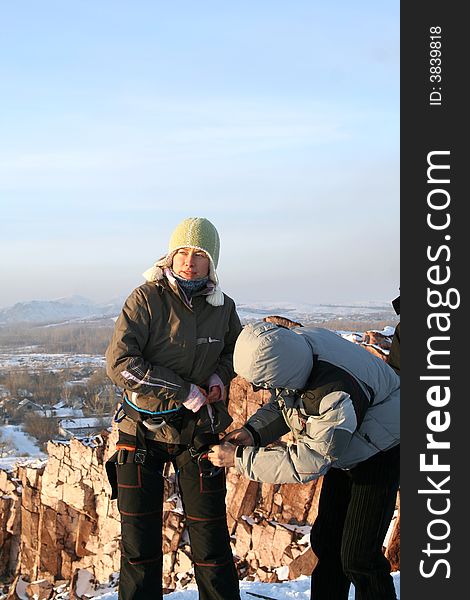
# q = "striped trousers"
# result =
<box><xmin>310</xmin><ymin>444</ymin><xmax>400</xmax><ymax>600</ymax></box>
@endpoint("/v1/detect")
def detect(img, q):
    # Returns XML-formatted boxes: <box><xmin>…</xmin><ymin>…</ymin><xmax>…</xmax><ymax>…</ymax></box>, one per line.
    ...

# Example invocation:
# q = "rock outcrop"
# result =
<box><xmin>0</xmin><ymin>325</ymin><xmax>399</xmax><ymax>597</ymax></box>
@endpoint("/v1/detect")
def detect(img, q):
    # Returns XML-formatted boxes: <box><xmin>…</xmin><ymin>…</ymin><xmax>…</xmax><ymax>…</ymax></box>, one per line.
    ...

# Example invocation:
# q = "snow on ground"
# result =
<box><xmin>0</xmin><ymin>424</ymin><xmax>46</xmax><ymax>469</ymax></box>
<box><xmin>67</xmin><ymin>572</ymin><xmax>400</xmax><ymax>600</ymax></box>
<box><xmin>164</xmin><ymin>572</ymin><xmax>400</xmax><ymax>599</ymax></box>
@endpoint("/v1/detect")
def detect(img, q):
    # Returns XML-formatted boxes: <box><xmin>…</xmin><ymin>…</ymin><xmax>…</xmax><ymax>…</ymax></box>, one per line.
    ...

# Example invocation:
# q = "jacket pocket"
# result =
<box><xmin>117</xmin><ymin>461</ymin><xmax>164</xmax><ymax>515</ymax></box>
<box><xmin>198</xmin><ymin>459</ymin><xmax>226</xmax><ymax>494</ymax></box>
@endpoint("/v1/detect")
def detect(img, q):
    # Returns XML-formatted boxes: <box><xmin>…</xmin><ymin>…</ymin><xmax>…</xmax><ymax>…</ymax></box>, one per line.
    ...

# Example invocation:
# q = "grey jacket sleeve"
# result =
<box><xmin>105</xmin><ymin>288</ymin><xmax>190</xmax><ymax>403</ymax></box>
<box><xmin>235</xmin><ymin>391</ymin><xmax>358</xmax><ymax>484</ymax></box>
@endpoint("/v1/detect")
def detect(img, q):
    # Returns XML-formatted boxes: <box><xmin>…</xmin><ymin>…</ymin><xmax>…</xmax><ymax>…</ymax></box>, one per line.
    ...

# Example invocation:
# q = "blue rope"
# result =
<box><xmin>123</xmin><ymin>394</ymin><xmax>181</xmax><ymax>416</ymax></box>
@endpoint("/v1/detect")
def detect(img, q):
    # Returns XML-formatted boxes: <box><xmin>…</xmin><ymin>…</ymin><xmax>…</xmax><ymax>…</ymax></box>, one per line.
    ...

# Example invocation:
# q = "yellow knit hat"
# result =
<box><xmin>167</xmin><ymin>217</ymin><xmax>220</xmax><ymax>268</ymax></box>
<box><xmin>142</xmin><ymin>217</ymin><xmax>224</xmax><ymax>306</ymax></box>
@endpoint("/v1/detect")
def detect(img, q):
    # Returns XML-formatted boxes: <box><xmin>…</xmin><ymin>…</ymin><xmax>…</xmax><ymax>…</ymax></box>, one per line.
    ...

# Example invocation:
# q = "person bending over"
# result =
<box><xmin>209</xmin><ymin>321</ymin><xmax>400</xmax><ymax>600</ymax></box>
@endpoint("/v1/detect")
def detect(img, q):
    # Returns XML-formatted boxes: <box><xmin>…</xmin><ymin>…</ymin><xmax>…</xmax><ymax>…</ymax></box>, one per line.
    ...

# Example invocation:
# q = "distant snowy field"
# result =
<box><xmin>0</xmin><ymin>351</ymin><xmax>106</xmax><ymax>370</ymax></box>
<box><xmin>233</xmin><ymin>300</ymin><xmax>395</xmax><ymax>326</ymax></box>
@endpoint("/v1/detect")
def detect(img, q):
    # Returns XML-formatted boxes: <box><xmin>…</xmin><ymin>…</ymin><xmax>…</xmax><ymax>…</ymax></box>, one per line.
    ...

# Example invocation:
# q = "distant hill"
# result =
<box><xmin>0</xmin><ymin>295</ymin><xmax>124</xmax><ymax>325</ymax></box>
<box><xmin>0</xmin><ymin>295</ymin><xmax>397</xmax><ymax>328</ymax></box>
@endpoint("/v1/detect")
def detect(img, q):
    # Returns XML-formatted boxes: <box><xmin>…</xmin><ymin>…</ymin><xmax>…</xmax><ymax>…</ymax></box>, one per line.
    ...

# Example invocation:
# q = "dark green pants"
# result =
<box><xmin>116</xmin><ymin>442</ymin><xmax>240</xmax><ymax>600</ymax></box>
<box><xmin>310</xmin><ymin>445</ymin><xmax>400</xmax><ymax>600</ymax></box>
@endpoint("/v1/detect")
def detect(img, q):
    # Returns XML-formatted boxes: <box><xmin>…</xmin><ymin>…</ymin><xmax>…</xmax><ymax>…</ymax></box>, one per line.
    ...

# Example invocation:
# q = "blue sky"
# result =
<box><xmin>0</xmin><ymin>1</ymin><xmax>399</xmax><ymax>308</ymax></box>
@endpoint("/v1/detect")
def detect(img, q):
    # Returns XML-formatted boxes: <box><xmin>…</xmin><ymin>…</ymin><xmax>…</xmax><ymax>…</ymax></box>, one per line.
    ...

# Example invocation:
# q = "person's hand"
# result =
<box><xmin>222</xmin><ymin>428</ymin><xmax>253</xmax><ymax>446</ymax></box>
<box><xmin>205</xmin><ymin>373</ymin><xmax>225</xmax><ymax>404</ymax></box>
<box><xmin>183</xmin><ymin>384</ymin><xmax>207</xmax><ymax>412</ymax></box>
<box><xmin>207</xmin><ymin>442</ymin><xmax>237</xmax><ymax>468</ymax></box>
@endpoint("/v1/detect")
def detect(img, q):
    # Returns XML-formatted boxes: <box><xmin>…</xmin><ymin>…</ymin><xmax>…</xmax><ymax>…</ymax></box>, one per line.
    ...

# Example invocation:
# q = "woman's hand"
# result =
<box><xmin>207</xmin><ymin>442</ymin><xmax>237</xmax><ymax>468</ymax></box>
<box><xmin>183</xmin><ymin>384</ymin><xmax>207</xmax><ymax>412</ymax></box>
<box><xmin>205</xmin><ymin>373</ymin><xmax>226</xmax><ymax>404</ymax></box>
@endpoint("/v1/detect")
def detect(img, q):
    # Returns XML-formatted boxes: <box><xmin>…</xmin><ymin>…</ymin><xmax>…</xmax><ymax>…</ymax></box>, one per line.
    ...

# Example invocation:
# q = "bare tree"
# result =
<box><xmin>23</xmin><ymin>413</ymin><xmax>59</xmax><ymax>450</ymax></box>
<box><xmin>3</xmin><ymin>370</ymin><xmax>65</xmax><ymax>406</ymax></box>
<box><xmin>82</xmin><ymin>369</ymin><xmax>117</xmax><ymax>416</ymax></box>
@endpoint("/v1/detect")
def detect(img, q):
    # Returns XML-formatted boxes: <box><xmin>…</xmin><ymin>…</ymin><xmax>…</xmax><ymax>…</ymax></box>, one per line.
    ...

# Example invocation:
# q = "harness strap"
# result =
<box><xmin>115</xmin><ymin>394</ymin><xmax>176</xmax><ymax>464</ymax></box>
<box><xmin>119</xmin><ymin>393</ymin><xmax>182</xmax><ymax>423</ymax></box>
<box><xmin>110</xmin><ymin>442</ymin><xmax>202</xmax><ymax>473</ymax></box>
<box><xmin>116</xmin><ymin>393</ymin><xmax>201</xmax><ymax>465</ymax></box>
<box><xmin>179</xmin><ymin>407</ymin><xmax>199</xmax><ymax>446</ymax></box>
<box><xmin>134</xmin><ymin>421</ymin><xmax>148</xmax><ymax>464</ymax></box>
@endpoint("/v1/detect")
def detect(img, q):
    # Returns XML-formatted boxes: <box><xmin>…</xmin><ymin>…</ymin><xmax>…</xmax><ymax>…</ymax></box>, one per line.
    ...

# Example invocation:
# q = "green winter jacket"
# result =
<box><xmin>105</xmin><ymin>278</ymin><xmax>242</xmax><ymax>444</ymax></box>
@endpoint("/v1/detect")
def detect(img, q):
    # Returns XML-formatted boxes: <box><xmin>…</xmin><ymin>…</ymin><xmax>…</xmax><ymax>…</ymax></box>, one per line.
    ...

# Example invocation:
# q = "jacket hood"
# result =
<box><xmin>233</xmin><ymin>321</ymin><xmax>313</xmax><ymax>390</ymax></box>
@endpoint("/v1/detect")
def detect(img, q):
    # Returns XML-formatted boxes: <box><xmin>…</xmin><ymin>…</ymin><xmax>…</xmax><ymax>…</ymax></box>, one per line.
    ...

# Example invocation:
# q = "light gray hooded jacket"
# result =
<box><xmin>233</xmin><ymin>321</ymin><xmax>400</xmax><ymax>484</ymax></box>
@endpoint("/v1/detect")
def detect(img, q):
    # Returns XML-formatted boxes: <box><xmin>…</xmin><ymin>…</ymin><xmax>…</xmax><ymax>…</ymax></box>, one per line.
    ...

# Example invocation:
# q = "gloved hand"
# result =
<box><xmin>183</xmin><ymin>384</ymin><xmax>207</xmax><ymax>412</ymax></box>
<box><xmin>205</xmin><ymin>373</ymin><xmax>225</xmax><ymax>403</ymax></box>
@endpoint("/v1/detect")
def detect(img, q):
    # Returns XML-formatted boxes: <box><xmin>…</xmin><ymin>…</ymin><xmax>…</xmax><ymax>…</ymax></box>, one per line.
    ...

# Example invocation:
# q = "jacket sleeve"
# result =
<box><xmin>234</xmin><ymin>390</ymin><xmax>358</xmax><ymax>484</ymax></box>
<box><xmin>105</xmin><ymin>288</ymin><xmax>191</xmax><ymax>403</ymax></box>
<box><xmin>244</xmin><ymin>398</ymin><xmax>291</xmax><ymax>446</ymax></box>
<box><xmin>214</xmin><ymin>300</ymin><xmax>242</xmax><ymax>387</ymax></box>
